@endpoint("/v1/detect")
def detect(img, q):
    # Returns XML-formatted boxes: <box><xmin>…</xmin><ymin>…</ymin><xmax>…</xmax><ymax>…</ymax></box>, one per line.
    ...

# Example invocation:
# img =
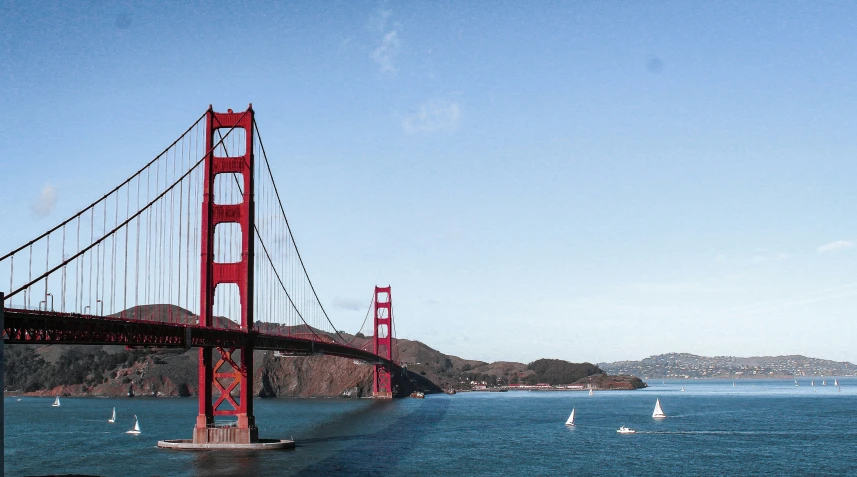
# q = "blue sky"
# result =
<box><xmin>2</xmin><ymin>2</ymin><xmax>857</xmax><ymax>364</ymax></box>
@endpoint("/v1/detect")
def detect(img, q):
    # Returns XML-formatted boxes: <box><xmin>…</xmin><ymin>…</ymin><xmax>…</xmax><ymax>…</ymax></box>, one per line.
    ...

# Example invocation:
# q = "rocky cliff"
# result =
<box><xmin>9</xmin><ymin>344</ymin><xmax>442</xmax><ymax>399</ymax></box>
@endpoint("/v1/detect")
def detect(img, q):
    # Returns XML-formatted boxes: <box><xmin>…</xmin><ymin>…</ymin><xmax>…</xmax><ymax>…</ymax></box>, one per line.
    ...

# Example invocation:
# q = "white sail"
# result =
<box><xmin>835</xmin><ymin>379</ymin><xmax>839</xmax><ymax>386</ymax></box>
<box><xmin>823</xmin><ymin>380</ymin><xmax>826</xmax><ymax>386</ymax></box>
<box><xmin>565</xmin><ymin>408</ymin><xmax>575</xmax><ymax>426</ymax></box>
<box><xmin>681</xmin><ymin>386</ymin><xmax>685</xmax><ymax>392</ymax></box>
<box><xmin>588</xmin><ymin>388</ymin><xmax>594</xmax><ymax>396</ymax></box>
<box><xmin>52</xmin><ymin>396</ymin><xmax>60</xmax><ymax>407</ymax></box>
<box><xmin>126</xmin><ymin>415</ymin><xmax>141</xmax><ymax>434</ymax></box>
<box><xmin>652</xmin><ymin>398</ymin><xmax>666</xmax><ymax>418</ymax></box>
<box><xmin>109</xmin><ymin>407</ymin><xmax>116</xmax><ymax>423</ymax></box>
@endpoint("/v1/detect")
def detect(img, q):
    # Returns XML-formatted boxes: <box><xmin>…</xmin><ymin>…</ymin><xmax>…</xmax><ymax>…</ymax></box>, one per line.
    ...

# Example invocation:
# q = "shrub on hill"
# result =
<box><xmin>4</xmin><ymin>345</ymin><xmax>148</xmax><ymax>392</ymax></box>
<box><xmin>525</xmin><ymin>359</ymin><xmax>602</xmax><ymax>385</ymax></box>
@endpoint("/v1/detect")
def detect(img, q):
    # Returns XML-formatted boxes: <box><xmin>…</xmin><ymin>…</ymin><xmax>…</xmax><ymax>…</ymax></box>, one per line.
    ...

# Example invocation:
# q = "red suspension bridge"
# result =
<box><xmin>0</xmin><ymin>105</ymin><xmax>401</xmax><ymax>449</ymax></box>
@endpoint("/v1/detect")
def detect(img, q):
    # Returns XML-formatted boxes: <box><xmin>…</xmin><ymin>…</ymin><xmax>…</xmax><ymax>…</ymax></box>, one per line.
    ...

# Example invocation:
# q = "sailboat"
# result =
<box><xmin>588</xmin><ymin>388</ymin><xmax>594</xmax><ymax>396</ymax></box>
<box><xmin>834</xmin><ymin>379</ymin><xmax>839</xmax><ymax>386</ymax></box>
<box><xmin>652</xmin><ymin>398</ymin><xmax>666</xmax><ymax>418</ymax></box>
<box><xmin>733</xmin><ymin>382</ymin><xmax>736</xmax><ymax>387</ymax></box>
<box><xmin>681</xmin><ymin>386</ymin><xmax>685</xmax><ymax>392</ymax></box>
<box><xmin>795</xmin><ymin>379</ymin><xmax>799</xmax><ymax>387</ymax></box>
<box><xmin>108</xmin><ymin>407</ymin><xmax>116</xmax><ymax>423</ymax></box>
<box><xmin>125</xmin><ymin>415</ymin><xmax>141</xmax><ymax>435</ymax></box>
<box><xmin>823</xmin><ymin>380</ymin><xmax>826</xmax><ymax>386</ymax></box>
<box><xmin>565</xmin><ymin>408</ymin><xmax>575</xmax><ymax>426</ymax></box>
<box><xmin>52</xmin><ymin>396</ymin><xmax>60</xmax><ymax>407</ymax></box>
<box><xmin>811</xmin><ymin>380</ymin><xmax>815</xmax><ymax>386</ymax></box>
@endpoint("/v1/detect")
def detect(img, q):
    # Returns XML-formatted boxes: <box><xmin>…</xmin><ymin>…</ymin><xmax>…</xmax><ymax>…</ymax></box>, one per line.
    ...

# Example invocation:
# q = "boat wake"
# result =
<box><xmin>640</xmin><ymin>430</ymin><xmax>796</xmax><ymax>436</ymax></box>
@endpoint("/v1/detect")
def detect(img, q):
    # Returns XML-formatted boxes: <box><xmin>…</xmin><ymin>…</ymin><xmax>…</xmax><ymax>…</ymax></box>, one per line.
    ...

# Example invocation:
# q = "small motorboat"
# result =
<box><xmin>617</xmin><ymin>426</ymin><xmax>636</xmax><ymax>434</ymax></box>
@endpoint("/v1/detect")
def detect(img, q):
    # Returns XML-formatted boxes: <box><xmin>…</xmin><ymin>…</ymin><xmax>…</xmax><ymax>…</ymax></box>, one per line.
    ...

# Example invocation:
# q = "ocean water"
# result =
<box><xmin>5</xmin><ymin>379</ymin><xmax>857</xmax><ymax>476</ymax></box>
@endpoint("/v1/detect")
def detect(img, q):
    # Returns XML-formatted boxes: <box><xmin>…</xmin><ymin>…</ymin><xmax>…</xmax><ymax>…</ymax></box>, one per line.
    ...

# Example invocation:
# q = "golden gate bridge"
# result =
<box><xmin>0</xmin><ymin>105</ymin><xmax>401</xmax><ymax>450</ymax></box>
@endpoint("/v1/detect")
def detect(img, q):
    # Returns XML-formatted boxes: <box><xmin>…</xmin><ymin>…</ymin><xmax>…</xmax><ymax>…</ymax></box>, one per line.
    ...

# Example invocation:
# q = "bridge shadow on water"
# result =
<box><xmin>293</xmin><ymin>397</ymin><xmax>451</xmax><ymax>477</ymax></box>
<box><xmin>187</xmin><ymin>397</ymin><xmax>450</xmax><ymax>477</ymax></box>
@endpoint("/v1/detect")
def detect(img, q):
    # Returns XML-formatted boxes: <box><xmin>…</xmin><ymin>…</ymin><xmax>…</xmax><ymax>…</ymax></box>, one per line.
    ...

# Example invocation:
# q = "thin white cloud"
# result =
<box><xmin>32</xmin><ymin>183</ymin><xmax>57</xmax><ymax>217</ymax></box>
<box><xmin>725</xmin><ymin>283</ymin><xmax>857</xmax><ymax>316</ymax></box>
<box><xmin>332</xmin><ymin>296</ymin><xmax>366</xmax><ymax>312</ymax></box>
<box><xmin>402</xmin><ymin>99</ymin><xmax>462</xmax><ymax>134</ymax></box>
<box><xmin>367</xmin><ymin>9</ymin><xmax>392</xmax><ymax>32</ymax></box>
<box><xmin>817</xmin><ymin>240</ymin><xmax>854</xmax><ymax>254</ymax></box>
<box><xmin>631</xmin><ymin>282</ymin><xmax>729</xmax><ymax>294</ymax></box>
<box><xmin>372</xmin><ymin>30</ymin><xmax>400</xmax><ymax>74</ymax></box>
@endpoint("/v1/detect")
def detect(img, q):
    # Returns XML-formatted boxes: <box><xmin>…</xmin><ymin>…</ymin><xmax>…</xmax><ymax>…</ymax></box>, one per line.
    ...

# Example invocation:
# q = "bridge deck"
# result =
<box><xmin>2</xmin><ymin>309</ymin><xmax>396</xmax><ymax>367</ymax></box>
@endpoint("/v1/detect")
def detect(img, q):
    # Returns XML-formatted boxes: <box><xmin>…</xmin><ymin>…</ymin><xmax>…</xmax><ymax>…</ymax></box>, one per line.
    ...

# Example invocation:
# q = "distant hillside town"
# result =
<box><xmin>600</xmin><ymin>353</ymin><xmax>857</xmax><ymax>379</ymax></box>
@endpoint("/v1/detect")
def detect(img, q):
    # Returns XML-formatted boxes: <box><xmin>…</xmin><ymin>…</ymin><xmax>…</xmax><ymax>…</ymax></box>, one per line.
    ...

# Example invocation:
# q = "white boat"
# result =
<box><xmin>588</xmin><ymin>388</ymin><xmax>594</xmax><ymax>396</ymax></box>
<box><xmin>795</xmin><ymin>379</ymin><xmax>799</xmax><ymax>387</ymax></box>
<box><xmin>52</xmin><ymin>396</ymin><xmax>60</xmax><ymax>407</ymax></box>
<box><xmin>834</xmin><ymin>379</ymin><xmax>839</xmax><ymax>386</ymax></box>
<box><xmin>125</xmin><ymin>415</ymin><xmax>141</xmax><ymax>435</ymax></box>
<box><xmin>565</xmin><ymin>408</ymin><xmax>575</xmax><ymax>426</ymax></box>
<box><xmin>733</xmin><ymin>382</ymin><xmax>736</xmax><ymax>387</ymax></box>
<box><xmin>108</xmin><ymin>407</ymin><xmax>116</xmax><ymax>423</ymax></box>
<box><xmin>652</xmin><ymin>398</ymin><xmax>666</xmax><ymax>418</ymax></box>
<box><xmin>823</xmin><ymin>380</ymin><xmax>826</xmax><ymax>386</ymax></box>
<box><xmin>681</xmin><ymin>386</ymin><xmax>685</xmax><ymax>392</ymax></box>
<box><xmin>16</xmin><ymin>398</ymin><xmax>22</xmax><ymax>402</ymax></box>
<box><xmin>617</xmin><ymin>426</ymin><xmax>636</xmax><ymax>434</ymax></box>
<box><xmin>811</xmin><ymin>381</ymin><xmax>815</xmax><ymax>386</ymax></box>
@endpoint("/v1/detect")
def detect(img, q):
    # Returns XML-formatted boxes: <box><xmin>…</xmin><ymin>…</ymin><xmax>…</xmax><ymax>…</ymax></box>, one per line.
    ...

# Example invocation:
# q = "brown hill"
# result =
<box><xmin>4</xmin><ymin>305</ymin><xmax>643</xmax><ymax>397</ymax></box>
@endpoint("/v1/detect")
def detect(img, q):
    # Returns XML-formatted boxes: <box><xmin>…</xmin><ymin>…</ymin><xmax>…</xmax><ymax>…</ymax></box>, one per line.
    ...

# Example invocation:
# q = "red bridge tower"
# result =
<box><xmin>373</xmin><ymin>286</ymin><xmax>394</xmax><ymax>398</ymax></box>
<box><xmin>195</xmin><ymin>105</ymin><xmax>257</xmax><ymax>444</ymax></box>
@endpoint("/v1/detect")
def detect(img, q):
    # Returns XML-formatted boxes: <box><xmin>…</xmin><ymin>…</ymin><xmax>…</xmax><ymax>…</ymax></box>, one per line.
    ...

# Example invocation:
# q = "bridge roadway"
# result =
<box><xmin>2</xmin><ymin>308</ymin><xmax>397</xmax><ymax>367</ymax></box>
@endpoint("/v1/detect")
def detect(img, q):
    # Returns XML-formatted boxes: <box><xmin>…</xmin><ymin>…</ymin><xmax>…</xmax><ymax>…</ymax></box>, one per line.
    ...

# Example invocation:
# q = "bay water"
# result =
<box><xmin>5</xmin><ymin>379</ymin><xmax>857</xmax><ymax>476</ymax></box>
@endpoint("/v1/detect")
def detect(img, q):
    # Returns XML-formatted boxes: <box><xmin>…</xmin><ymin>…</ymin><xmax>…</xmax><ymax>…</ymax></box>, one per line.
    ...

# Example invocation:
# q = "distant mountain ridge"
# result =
<box><xmin>600</xmin><ymin>352</ymin><xmax>857</xmax><ymax>379</ymax></box>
